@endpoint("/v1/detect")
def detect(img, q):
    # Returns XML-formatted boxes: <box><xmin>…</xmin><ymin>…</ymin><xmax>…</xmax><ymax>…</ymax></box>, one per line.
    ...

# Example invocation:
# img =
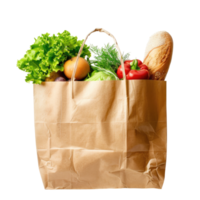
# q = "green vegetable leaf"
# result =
<box><xmin>89</xmin><ymin>42</ymin><xmax>121</xmax><ymax>73</ymax></box>
<box><xmin>17</xmin><ymin>30</ymin><xmax>91</xmax><ymax>84</ymax></box>
<box><xmin>85</xmin><ymin>71</ymin><xmax>115</xmax><ymax>81</ymax></box>
<box><xmin>88</xmin><ymin>43</ymin><xmax>130</xmax><ymax>81</ymax></box>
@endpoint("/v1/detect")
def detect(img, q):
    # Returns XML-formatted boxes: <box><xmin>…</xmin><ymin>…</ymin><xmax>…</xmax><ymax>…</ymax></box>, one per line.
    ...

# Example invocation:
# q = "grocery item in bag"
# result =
<box><xmin>143</xmin><ymin>31</ymin><xmax>173</xmax><ymax>80</ymax></box>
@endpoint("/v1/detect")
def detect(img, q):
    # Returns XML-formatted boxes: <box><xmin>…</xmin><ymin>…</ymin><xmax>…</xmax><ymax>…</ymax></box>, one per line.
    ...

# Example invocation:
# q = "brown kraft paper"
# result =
<box><xmin>33</xmin><ymin>29</ymin><xmax>167</xmax><ymax>189</ymax></box>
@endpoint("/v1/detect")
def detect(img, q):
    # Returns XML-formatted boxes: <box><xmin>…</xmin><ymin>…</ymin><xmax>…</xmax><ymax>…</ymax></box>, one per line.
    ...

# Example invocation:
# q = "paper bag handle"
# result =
<box><xmin>71</xmin><ymin>29</ymin><xmax>128</xmax><ymax>167</ymax></box>
<box><xmin>71</xmin><ymin>28</ymin><xmax>127</xmax><ymax>99</ymax></box>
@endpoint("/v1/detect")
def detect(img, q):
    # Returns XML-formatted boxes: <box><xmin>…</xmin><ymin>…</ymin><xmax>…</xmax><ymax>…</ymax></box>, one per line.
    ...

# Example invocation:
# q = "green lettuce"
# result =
<box><xmin>17</xmin><ymin>30</ymin><xmax>91</xmax><ymax>84</ymax></box>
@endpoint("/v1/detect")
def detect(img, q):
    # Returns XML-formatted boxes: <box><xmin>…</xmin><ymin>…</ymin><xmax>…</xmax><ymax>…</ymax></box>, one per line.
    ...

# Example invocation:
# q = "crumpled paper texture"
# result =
<box><xmin>34</xmin><ymin>80</ymin><xmax>166</xmax><ymax>189</ymax></box>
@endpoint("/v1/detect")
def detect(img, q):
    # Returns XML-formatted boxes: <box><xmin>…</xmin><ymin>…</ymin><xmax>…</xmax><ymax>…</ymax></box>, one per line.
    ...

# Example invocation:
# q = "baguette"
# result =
<box><xmin>143</xmin><ymin>31</ymin><xmax>173</xmax><ymax>80</ymax></box>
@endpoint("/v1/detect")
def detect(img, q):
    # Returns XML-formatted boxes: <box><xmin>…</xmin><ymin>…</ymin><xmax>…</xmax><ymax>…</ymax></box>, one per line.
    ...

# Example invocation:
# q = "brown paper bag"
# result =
<box><xmin>34</xmin><ymin>29</ymin><xmax>167</xmax><ymax>189</ymax></box>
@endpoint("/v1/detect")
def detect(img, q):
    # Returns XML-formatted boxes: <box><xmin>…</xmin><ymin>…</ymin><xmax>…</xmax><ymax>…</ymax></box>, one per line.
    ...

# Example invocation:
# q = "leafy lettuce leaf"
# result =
<box><xmin>17</xmin><ymin>31</ymin><xmax>91</xmax><ymax>84</ymax></box>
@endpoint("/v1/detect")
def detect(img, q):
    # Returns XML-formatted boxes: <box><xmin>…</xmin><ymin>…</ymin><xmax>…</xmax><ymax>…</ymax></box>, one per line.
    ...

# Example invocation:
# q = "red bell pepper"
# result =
<box><xmin>116</xmin><ymin>63</ymin><xmax>130</xmax><ymax>79</ymax></box>
<box><xmin>126</xmin><ymin>64</ymin><xmax>149</xmax><ymax>79</ymax></box>
<box><xmin>137</xmin><ymin>64</ymin><xmax>148</xmax><ymax>71</ymax></box>
<box><xmin>117</xmin><ymin>59</ymin><xmax>149</xmax><ymax>80</ymax></box>
<box><xmin>137</xmin><ymin>59</ymin><xmax>143</xmax><ymax>66</ymax></box>
<box><xmin>124</xmin><ymin>59</ymin><xmax>143</xmax><ymax>66</ymax></box>
<box><xmin>124</xmin><ymin>60</ymin><xmax>132</xmax><ymax>65</ymax></box>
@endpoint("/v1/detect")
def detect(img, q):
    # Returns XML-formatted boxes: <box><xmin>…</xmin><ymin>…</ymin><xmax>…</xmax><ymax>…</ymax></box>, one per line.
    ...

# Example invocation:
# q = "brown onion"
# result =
<box><xmin>64</xmin><ymin>57</ymin><xmax>90</xmax><ymax>80</ymax></box>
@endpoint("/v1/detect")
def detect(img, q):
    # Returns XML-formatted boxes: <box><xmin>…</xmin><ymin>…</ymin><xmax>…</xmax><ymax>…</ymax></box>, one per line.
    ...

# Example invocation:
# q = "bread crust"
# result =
<box><xmin>143</xmin><ymin>31</ymin><xmax>173</xmax><ymax>80</ymax></box>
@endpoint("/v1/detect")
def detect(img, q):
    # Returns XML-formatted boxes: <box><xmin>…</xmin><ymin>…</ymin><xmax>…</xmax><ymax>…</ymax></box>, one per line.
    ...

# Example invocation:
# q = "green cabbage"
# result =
<box><xmin>17</xmin><ymin>30</ymin><xmax>91</xmax><ymax>84</ymax></box>
<box><xmin>85</xmin><ymin>71</ymin><xmax>116</xmax><ymax>81</ymax></box>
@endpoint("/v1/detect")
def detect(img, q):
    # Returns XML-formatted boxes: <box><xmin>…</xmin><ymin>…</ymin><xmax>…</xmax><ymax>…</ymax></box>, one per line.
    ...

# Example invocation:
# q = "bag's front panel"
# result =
<box><xmin>70</xmin><ymin>122</ymin><xmax>125</xmax><ymax>151</ymax></box>
<box><xmin>67</xmin><ymin>151</ymin><xmax>124</xmax><ymax>189</ymax></box>
<box><xmin>72</xmin><ymin>80</ymin><xmax>125</xmax><ymax>100</ymax></box>
<box><xmin>35</xmin><ymin>120</ymin><xmax>125</xmax><ymax>188</ymax></box>
<box><xmin>34</xmin><ymin>83</ymin><xmax>69</xmax><ymax>123</ymax></box>
<box><xmin>34</xmin><ymin>81</ymin><xmax>127</xmax><ymax>189</ymax></box>
<box><xmin>63</xmin><ymin>81</ymin><xmax>126</xmax><ymax>188</ymax></box>
<box><xmin>50</xmin><ymin>123</ymin><xmax>71</xmax><ymax>148</ymax></box>
<box><xmin>44</xmin><ymin>150</ymin><xmax>125</xmax><ymax>189</ymax></box>
<box><xmin>34</xmin><ymin>80</ymin><xmax>167</xmax><ymax>189</ymax></box>
<box><xmin>71</xmin><ymin>81</ymin><xmax>126</xmax><ymax>123</ymax></box>
<box><xmin>36</xmin><ymin>150</ymin><xmax>50</xmax><ymax>188</ymax></box>
<box><xmin>35</xmin><ymin>122</ymin><xmax>49</xmax><ymax>150</ymax></box>
<box><xmin>47</xmin><ymin>149</ymin><xmax>73</xmax><ymax>189</ymax></box>
<box><xmin>70</xmin><ymin>98</ymin><xmax>125</xmax><ymax>123</ymax></box>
